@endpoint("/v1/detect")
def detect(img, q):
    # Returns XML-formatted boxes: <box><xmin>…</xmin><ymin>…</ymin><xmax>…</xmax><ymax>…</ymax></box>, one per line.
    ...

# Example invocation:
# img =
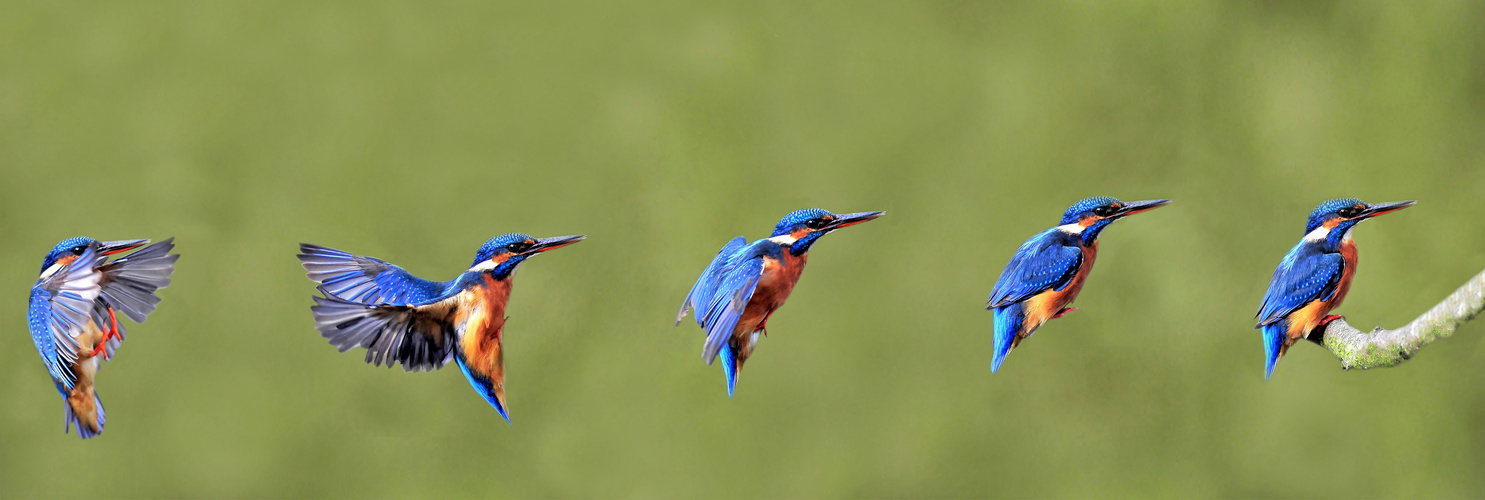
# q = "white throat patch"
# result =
<box><xmin>1303</xmin><ymin>226</ymin><xmax>1331</xmax><ymax>243</ymax></box>
<box><xmin>469</xmin><ymin>260</ymin><xmax>499</xmax><ymax>273</ymax></box>
<box><xmin>39</xmin><ymin>263</ymin><xmax>62</xmax><ymax>280</ymax></box>
<box><xmin>1056</xmin><ymin>223</ymin><xmax>1086</xmax><ymax>235</ymax></box>
<box><xmin>768</xmin><ymin>234</ymin><xmax>798</xmax><ymax>245</ymax></box>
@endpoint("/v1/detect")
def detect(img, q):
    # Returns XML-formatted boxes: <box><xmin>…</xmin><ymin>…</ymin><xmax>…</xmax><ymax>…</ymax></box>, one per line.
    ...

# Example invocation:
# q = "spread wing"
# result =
<box><xmin>28</xmin><ymin>246</ymin><xmax>106</xmax><ymax>388</ymax></box>
<box><xmin>679</xmin><ymin>239</ymin><xmax>767</xmax><ymax>364</ymax></box>
<box><xmin>1257</xmin><ymin>245</ymin><xmax>1345</xmax><ymax>327</ymax></box>
<box><xmin>298</xmin><ymin>243</ymin><xmax>451</xmax><ymax>306</ymax></box>
<box><xmin>310</xmin><ymin>292</ymin><xmax>459</xmax><ymax>372</ymax></box>
<box><xmin>97</xmin><ymin>238</ymin><xmax>179</xmax><ymax>323</ymax></box>
<box><xmin>987</xmin><ymin>230</ymin><xmax>1083</xmax><ymax>308</ymax></box>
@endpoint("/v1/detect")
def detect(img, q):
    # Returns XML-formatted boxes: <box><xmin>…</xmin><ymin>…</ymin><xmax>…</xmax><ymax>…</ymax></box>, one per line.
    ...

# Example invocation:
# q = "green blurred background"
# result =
<box><xmin>3</xmin><ymin>1</ymin><xmax>1484</xmax><ymax>497</ymax></box>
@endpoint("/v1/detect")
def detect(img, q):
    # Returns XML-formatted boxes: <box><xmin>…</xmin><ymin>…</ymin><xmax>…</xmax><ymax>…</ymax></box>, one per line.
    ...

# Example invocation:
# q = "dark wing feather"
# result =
<box><xmin>987</xmin><ymin>229</ymin><xmax>1083</xmax><ymax>308</ymax></box>
<box><xmin>97</xmin><ymin>238</ymin><xmax>179</xmax><ymax>323</ymax></box>
<box><xmin>1256</xmin><ymin>244</ymin><xmax>1345</xmax><ymax>326</ymax></box>
<box><xmin>298</xmin><ymin>243</ymin><xmax>451</xmax><ymax>306</ymax></box>
<box><xmin>310</xmin><ymin>292</ymin><xmax>458</xmax><ymax>372</ymax></box>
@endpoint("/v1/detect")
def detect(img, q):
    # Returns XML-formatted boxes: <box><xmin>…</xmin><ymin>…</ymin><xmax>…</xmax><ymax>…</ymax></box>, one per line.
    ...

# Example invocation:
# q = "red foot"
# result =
<box><xmin>87</xmin><ymin>307</ymin><xmax>121</xmax><ymax>359</ymax></box>
<box><xmin>1052</xmin><ymin>307</ymin><xmax>1078</xmax><ymax>319</ymax></box>
<box><xmin>1319</xmin><ymin>315</ymin><xmax>1344</xmax><ymax>327</ymax></box>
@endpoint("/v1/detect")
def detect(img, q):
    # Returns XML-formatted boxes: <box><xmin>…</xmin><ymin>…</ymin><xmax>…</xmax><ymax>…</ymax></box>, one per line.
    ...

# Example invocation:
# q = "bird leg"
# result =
<box><xmin>1052</xmin><ymin>307</ymin><xmax>1078</xmax><ymax>319</ymax></box>
<box><xmin>87</xmin><ymin>307</ymin><xmax>121</xmax><ymax>359</ymax></box>
<box><xmin>758</xmin><ymin>311</ymin><xmax>774</xmax><ymax>337</ymax></box>
<box><xmin>1304</xmin><ymin>315</ymin><xmax>1347</xmax><ymax>346</ymax></box>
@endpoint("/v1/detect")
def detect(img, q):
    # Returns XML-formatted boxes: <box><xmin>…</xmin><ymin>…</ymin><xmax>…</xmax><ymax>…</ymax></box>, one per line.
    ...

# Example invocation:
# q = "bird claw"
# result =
<box><xmin>1320</xmin><ymin>315</ymin><xmax>1344</xmax><ymax>327</ymax></box>
<box><xmin>1052</xmin><ymin>307</ymin><xmax>1078</xmax><ymax>319</ymax></box>
<box><xmin>87</xmin><ymin>307</ymin><xmax>121</xmax><ymax>360</ymax></box>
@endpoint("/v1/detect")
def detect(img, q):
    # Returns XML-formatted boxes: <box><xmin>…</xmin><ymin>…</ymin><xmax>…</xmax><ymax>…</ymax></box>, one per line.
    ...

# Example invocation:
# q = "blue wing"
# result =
<box><xmin>29</xmin><ymin>246</ymin><xmax>106</xmax><ymax>388</ymax></box>
<box><xmin>987</xmin><ymin>229</ymin><xmax>1084</xmax><ymax>308</ymax></box>
<box><xmin>1256</xmin><ymin>243</ymin><xmax>1345</xmax><ymax>327</ymax></box>
<box><xmin>298</xmin><ymin>244</ymin><xmax>453</xmax><ymax>306</ymax></box>
<box><xmin>679</xmin><ymin>238</ymin><xmax>769</xmax><ymax>364</ymax></box>
<box><xmin>676</xmin><ymin>237</ymin><xmax>748</xmax><ymax>325</ymax></box>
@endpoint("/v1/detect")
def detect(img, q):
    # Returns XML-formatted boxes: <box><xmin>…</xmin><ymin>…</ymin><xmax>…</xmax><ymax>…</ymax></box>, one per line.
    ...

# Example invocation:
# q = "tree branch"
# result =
<box><xmin>1311</xmin><ymin>267</ymin><xmax>1485</xmax><ymax>370</ymax></box>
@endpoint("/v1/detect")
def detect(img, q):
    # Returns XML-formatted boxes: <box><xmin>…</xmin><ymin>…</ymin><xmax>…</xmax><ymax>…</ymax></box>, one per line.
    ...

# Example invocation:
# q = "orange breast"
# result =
<box><xmin>1021</xmin><ymin>242</ymin><xmax>1097</xmax><ymax>335</ymax></box>
<box><xmin>457</xmin><ymin>275</ymin><xmax>513</xmax><ymax>378</ymax></box>
<box><xmin>733</xmin><ymin>251</ymin><xmax>808</xmax><ymax>340</ymax></box>
<box><xmin>1286</xmin><ymin>242</ymin><xmax>1357</xmax><ymax>340</ymax></box>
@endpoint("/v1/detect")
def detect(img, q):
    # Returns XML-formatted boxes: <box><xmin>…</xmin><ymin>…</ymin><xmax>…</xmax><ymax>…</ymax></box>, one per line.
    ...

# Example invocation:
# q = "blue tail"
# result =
<box><xmin>720</xmin><ymin>343</ymin><xmax>738</xmax><ymax>397</ymax></box>
<box><xmin>991</xmin><ymin>304</ymin><xmax>1025</xmax><ymax>374</ymax></box>
<box><xmin>1262</xmin><ymin>323</ymin><xmax>1287</xmax><ymax>380</ymax></box>
<box><xmin>455</xmin><ymin>356</ymin><xmax>511</xmax><ymax>424</ymax></box>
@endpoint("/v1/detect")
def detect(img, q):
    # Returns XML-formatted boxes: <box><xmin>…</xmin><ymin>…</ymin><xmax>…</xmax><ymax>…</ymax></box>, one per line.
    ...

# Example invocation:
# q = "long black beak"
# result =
<box><xmin>1359</xmin><ymin>200</ymin><xmax>1416</xmax><ymax>219</ymax></box>
<box><xmin>1111</xmin><ymin>199</ymin><xmax>1171</xmax><ymax>219</ymax></box>
<box><xmin>526</xmin><ymin>235</ymin><xmax>586</xmax><ymax>254</ymax></box>
<box><xmin>99</xmin><ymin>239</ymin><xmax>150</xmax><ymax>256</ymax></box>
<box><xmin>824</xmin><ymin>211</ymin><xmax>885</xmax><ymax>231</ymax></box>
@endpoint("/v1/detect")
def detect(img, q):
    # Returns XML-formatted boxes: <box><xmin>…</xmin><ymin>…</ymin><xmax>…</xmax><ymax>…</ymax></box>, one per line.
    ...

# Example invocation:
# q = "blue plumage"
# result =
<box><xmin>29</xmin><ymin>245</ymin><xmax>105</xmax><ymax>388</ymax></box>
<box><xmin>301</xmin><ymin>233</ymin><xmax>585</xmax><ymax>422</ymax></box>
<box><xmin>300</xmin><ymin>244</ymin><xmax>455</xmax><ymax>305</ymax></box>
<box><xmin>985</xmin><ymin>197</ymin><xmax>1169</xmax><ymax>373</ymax></box>
<box><xmin>1256</xmin><ymin>246</ymin><xmax>1345</xmax><ymax>327</ymax></box>
<box><xmin>1305</xmin><ymin>198</ymin><xmax>1366</xmax><ymax>234</ymax></box>
<box><xmin>678</xmin><ymin>209</ymin><xmax>884</xmax><ymax>396</ymax></box>
<box><xmin>681</xmin><ymin>240</ymin><xmax>771</xmax><ymax>365</ymax></box>
<box><xmin>1254</xmin><ymin>198</ymin><xmax>1414</xmax><ymax>378</ymax></box>
<box><xmin>27</xmin><ymin>237</ymin><xmax>178</xmax><ymax>439</ymax></box>
<box><xmin>987</xmin><ymin>229</ymin><xmax>1084</xmax><ymax>308</ymax></box>
<box><xmin>991</xmin><ymin>303</ymin><xmax>1026</xmax><ymax>373</ymax></box>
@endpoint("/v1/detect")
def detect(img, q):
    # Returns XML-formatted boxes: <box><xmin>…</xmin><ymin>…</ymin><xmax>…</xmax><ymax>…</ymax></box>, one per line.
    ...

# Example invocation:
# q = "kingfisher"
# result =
<box><xmin>986</xmin><ymin>197</ymin><xmax>1170</xmax><ymax>373</ymax></box>
<box><xmin>299</xmin><ymin>233</ymin><xmax>584</xmax><ymax>423</ymax></box>
<box><xmin>1255</xmin><ymin>198</ymin><xmax>1415</xmax><ymax>378</ymax></box>
<box><xmin>676</xmin><ymin>208</ymin><xmax>884</xmax><ymax>396</ymax></box>
<box><xmin>27</xmin><ymin>237</ymin><xmax>179</xmax><ymax>439</ymax></box>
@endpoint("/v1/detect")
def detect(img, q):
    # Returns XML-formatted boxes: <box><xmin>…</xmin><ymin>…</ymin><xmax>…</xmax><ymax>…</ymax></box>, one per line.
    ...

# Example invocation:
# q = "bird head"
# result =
<box><xmin>769</xmin><ymin>208</ymin><xmax>884</xmax><ymax>255</ymax></box>
<box><xmin>38</xmin><ymin>237</ymin><xmax>147</xmax><ymax>280</ymax></box>
<box><xmin>469</xmin><ymin>233</ymin><xmax>586</xmax><ymax>279</ymax></box>
<box><xmin>1058</xmin><ymin>197</ymin><xmax>1170</xmax><ymax>245</ymax></box>
<box><xmin>1303</xmin><ymin>198</ymin><xmax>1415</xmax><ymax>248</ymax></box>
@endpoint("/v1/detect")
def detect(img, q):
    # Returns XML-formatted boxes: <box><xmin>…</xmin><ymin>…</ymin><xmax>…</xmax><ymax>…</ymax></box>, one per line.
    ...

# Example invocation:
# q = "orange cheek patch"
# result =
<box><xmin>55</xmin><ymin>255</ymin><xmax>78</xmax><ymax>267</ymax></box>
<box><xmin>791</xmin><ymin>228</ymin><xmax>811</xmax><ymax>240</ymax></box>
<box><xmin>1323</xmin><ymin>218</ymin><xmax>1342</xmax><ymax>229</ymax></box>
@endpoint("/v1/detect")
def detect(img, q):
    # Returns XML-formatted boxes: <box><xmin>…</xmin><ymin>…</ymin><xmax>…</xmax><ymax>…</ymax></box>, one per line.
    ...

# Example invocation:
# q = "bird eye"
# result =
<box><xmin>71</xmin><ymin>246</ymin><xmax>86</xmax><ymax>254</ymax></box>
<box><xmin>1337</xmin><ymin>207</ymin><xmax>1361</xmax><ymax>218</ymax></box>
<box><xmin>505</xmin><ymin>242</ymin><xmax>527</xmax><ymax>253</ymax></box>
<box><xmin>805</xmin><ymin>219</ymin><xmax>828</xmax><ymax>230</ymax></box>
<box><xmin>1093</xmin><ymin>206</ymin><xmax>1116</xmax><ymax>217</ymax></box>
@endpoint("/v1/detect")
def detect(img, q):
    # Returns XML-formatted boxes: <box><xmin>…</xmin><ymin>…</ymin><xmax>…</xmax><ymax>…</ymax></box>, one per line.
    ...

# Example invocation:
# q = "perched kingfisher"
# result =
<box><xmin>299</xmin><ymin>233</ymin><xmax>584</xmax><ymax>422</ymax></box>
<box><xmin>27</xmin><ymin>237</ymin><xmax>179</xmax><ymax>439</ymax></box>
<box><xmin>1256</xmin><ymin>199</ymin><xmax>1415</xmax><ymax>378</ymax></box>
<box><xmin>986</xmin><ymin>197</ymin><xmax>1169</xmax><ymax>373</ymax></box>
<box><xmin>676</xmin><ymin>208</ymin><xmax>883</xmax><ymax>396</ymax></box>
